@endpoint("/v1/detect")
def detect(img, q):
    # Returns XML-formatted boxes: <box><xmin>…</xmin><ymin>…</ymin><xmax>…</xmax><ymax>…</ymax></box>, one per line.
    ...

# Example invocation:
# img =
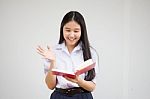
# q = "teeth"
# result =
<box><xmin>68</xmin><ymin>38</ymin><xmax>75</xmax><ymax>41</ymax></box>
<box><xmin>69</xmin><ymin>39</ymin><xmax>74</xmax><ymax>41</ymax></box>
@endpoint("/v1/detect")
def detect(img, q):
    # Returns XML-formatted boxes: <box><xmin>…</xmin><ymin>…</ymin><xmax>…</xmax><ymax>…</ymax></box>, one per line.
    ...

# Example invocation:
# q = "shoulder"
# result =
<box><xmin>90</xmin><ymin>46</ymin><xmax>99</xmax><ymax>63</ymax></box>
<box><xmin>90</xmin><ymin>46</ymin><xmax>100</xmax><ymax>74</ymax></box>
<box><xmin>51</xmin><ymin>43</ymin><xmax>64</xmax><ymax>51</ymax></box>
<box><xmin>90</xmin><ymin>46</ymin><xmax>98</xmax><ymax>57</ymax></box>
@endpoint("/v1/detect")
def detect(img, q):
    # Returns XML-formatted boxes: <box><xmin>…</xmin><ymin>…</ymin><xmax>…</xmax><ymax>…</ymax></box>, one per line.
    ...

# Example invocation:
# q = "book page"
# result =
<box><xmin>76</xmin><ymin>59</ymin><xmax>93</xmax><ymax>70</ymax></box>
<box><xmin>52</xmin><ymin>69</ymin><xmax>74</xmax><ymax>75</ymax></box>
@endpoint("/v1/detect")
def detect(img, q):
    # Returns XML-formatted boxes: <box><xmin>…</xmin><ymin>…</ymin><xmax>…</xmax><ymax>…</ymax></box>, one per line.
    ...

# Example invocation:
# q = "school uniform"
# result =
<box><xmin>44</xmin><ymin>42</ymin><xmax>99</xmax><ymax>99</ymax></box>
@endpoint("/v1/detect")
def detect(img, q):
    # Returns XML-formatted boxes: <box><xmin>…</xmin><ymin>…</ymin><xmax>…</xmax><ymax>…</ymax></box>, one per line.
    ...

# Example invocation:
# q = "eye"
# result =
<box><xmin>74</xmin><ymin>30</ymin><xmax>80</xmax><ymax>33</ymax></box>
<box><xmin>66</xmin><ymin>30</ymin><xmax>71</xmax><ymax>32</ymax></box>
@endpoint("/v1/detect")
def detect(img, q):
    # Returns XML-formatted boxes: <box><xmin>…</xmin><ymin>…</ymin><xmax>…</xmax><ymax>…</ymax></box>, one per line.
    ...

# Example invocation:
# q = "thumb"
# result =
<box><xmin>47</xmin><ymin>45</ymin><xmax>51</xmax><ymax>50</ymax></box>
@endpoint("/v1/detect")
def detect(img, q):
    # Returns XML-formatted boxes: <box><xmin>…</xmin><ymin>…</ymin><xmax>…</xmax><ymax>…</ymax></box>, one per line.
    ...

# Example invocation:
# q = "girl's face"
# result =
<box><xmin>63</xmin><ymin>20</ymin><xmax>81</xmax><ymax>47</ymax></box>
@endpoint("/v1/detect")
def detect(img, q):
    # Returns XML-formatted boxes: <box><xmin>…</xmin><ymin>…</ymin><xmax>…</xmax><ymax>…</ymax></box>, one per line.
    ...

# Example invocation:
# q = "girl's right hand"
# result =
<box><xmin>36</xmin><ymin>45</ymin><xmax>56</xmax><ymax>62</ymax></box>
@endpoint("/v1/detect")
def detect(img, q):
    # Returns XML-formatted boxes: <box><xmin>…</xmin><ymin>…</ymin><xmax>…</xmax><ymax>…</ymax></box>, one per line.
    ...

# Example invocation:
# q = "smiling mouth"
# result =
<box><xmin>69</xmin><ymin>39</ymin><xmax>75</xmax><ymax>41</ymax></box>
<box><xmin>68</xmin><ymin>37</ymin><xmax>76</xmax><ymax>41</ymax></box>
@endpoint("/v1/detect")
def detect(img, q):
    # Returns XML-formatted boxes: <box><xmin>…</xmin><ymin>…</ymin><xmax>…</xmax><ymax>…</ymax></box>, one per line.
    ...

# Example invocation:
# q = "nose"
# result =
<box><xmin>69</xmin><ymin>32</ymin><xmax>75</xmax><ymax>37</ymax></box>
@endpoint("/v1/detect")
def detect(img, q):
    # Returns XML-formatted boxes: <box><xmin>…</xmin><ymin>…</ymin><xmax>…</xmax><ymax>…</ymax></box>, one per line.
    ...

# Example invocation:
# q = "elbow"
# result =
<box><xmin>83</xmin><ymin>83</ymin><xmax>96</xmax><ymax>92</ymax></box>
<box><xmin>46</xmin><ymin>84</ymin><xmax>55</xmax><ymax>90</ymax></box>
<box><xmin>90</xmin><ymin>85</ymin><xmax>96</xmax><ymax>92</ymax></box>
<box><xmin>89</xmin><ymin>83</ymin><xmax>96</xmax><ymax>92</ymax></box>
<box><xmin>45</xmin><ymin>79</ymin><xmax>56</xmax><ymax>90</ymax></box>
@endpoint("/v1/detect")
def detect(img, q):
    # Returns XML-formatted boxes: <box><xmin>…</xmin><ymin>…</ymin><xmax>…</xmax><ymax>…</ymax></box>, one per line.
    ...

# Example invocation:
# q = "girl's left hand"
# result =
<box><xmin>64</xmin><ymin>75</ymin><xmax>81</xmax><ymax>83</ymax></box>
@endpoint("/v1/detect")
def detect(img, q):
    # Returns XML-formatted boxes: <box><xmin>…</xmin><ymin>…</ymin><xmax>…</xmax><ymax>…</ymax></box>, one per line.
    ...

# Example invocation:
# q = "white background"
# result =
<box><xmin>0</xmin><ymin>0</ymin><xmax>150</xmax><ymax>99</ymax></box>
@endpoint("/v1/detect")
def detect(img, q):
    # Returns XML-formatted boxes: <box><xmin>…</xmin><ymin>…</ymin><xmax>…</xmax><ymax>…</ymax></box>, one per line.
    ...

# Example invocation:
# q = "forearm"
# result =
<box><xmin>45</xmin><ymin>61</ymin><xmax>57</xmax><ymax>90</ymax></box>
<box><xmin>77</xmin><ymin>78</ymin><xmax>96</xmax><ymax>92</ymax></box>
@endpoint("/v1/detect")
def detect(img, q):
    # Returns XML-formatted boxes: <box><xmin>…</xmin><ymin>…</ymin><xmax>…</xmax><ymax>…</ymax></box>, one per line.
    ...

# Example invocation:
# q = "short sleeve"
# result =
<box><xmin>43</xmin><ymin>59</ymin><xmax>51</xmax><ymax>74</ymax></box>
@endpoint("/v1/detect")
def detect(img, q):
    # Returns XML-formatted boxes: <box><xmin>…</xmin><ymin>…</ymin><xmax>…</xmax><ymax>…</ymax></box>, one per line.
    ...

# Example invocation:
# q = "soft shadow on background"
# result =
<box><xmin>0</xmin><ymin>0</ymin><xmax>150</xmax><ymax>99</ymax></box>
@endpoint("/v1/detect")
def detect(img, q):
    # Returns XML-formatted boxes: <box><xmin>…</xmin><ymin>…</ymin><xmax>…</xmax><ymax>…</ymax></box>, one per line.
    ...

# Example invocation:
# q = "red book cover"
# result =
<box><xmin>51</xmin><ymin>59</ymin><xmax>96</xmax><ymax>79</ymax></box>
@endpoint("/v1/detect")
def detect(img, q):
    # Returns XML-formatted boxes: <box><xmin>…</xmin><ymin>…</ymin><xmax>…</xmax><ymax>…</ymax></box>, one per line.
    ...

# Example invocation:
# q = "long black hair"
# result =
<box><xmin>58</xmin><ymin>11</ymin><xmax>95</xmax><ymax>81</ymax></box>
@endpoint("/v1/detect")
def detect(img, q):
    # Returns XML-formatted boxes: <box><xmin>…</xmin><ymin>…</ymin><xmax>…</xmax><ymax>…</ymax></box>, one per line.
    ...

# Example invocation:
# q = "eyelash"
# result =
<box><xmin>74</xmin><ymin>31</ymin><xmax>79</xmax><ymax>32</ymax></box>
<box><xmin>66</xmin><ymin>30</ymin><xmax>70</xmax><ymax>32</ymax></box>
<box><xmin>66</xmin><ymin>30</ymin><xmax>79</xmax><ymax>33</ymax></box>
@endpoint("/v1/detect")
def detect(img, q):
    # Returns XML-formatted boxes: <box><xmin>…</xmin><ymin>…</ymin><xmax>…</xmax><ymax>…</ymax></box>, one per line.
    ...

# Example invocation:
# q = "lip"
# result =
<box><xmin>67</xmin><ymin>37</ymin><xmax>76</xmax><ymax>41</ymax></box>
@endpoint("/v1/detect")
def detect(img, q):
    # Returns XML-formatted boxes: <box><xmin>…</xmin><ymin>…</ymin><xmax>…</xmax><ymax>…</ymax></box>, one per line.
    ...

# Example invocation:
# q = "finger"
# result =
<box><xmin>64</xmin><ymin>76</ymin><xmax>70</xmax><ymax>81</ymax></box>
<box><xmin>36</xmin><ymin>48</ymin><xmax>44</xmax><ymax>53</ymax></box>
<box><xmin>64</xmin><ymin>76</ymin><xmax>73</xmax><ymax>80</ymax></box>
<box><xmin>37</xmin><ymin>46</ymin><xmax>44</xmax><ymax>53</ymax></box>
<box><xmin>36</xmin><ymin>50</ymin><xmax>45</xmax><ymax>57</ymax></box>
<box><xmin>38</xmin><ymin>45</ymin><xmax>45</xmax><ymax>51</ymax></box>
<box><xmin>64</xmin><ymin>77</ymin><xmax>76</xmax><ymax>83</ymax></box>
<box><xmin>42</xmin><ymin>57</ymin><xmax>49</xmax><ymax>60</ymax></box>
<box><xmin>47</xmin><ymin>45</ymin><xmax>51</xmax><ymax>50</ymax></box>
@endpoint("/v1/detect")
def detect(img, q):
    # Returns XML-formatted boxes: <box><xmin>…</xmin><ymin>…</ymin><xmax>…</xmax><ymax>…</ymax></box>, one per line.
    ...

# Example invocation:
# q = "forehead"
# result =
<box><xmin>64</xmin><ymin>21</ymin><xmax>81</xmax><ymax>29</ymax></box>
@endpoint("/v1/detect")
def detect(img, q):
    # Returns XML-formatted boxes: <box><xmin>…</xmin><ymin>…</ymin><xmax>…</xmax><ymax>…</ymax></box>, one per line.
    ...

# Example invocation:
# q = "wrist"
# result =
<box><xmin>76</xmin><ymin>77</ymin><xmax>84</xmax><ymax>85</ymax></box>
<box><xmin>48</xmin><ymin>60</ymin><xmax>56</xmax><ymax>70</ymax></box>
<box><xmin>51</xmin><ymin>60</ymin><xmax>56</xmax><ymax>64</ymax></box>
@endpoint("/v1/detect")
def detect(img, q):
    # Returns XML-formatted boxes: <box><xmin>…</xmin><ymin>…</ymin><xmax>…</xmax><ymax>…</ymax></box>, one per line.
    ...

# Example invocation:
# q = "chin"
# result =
<box><xmin>67</xmin><ymin>41</ymin><xmax>77</xmax><ymax>46</ymax></box>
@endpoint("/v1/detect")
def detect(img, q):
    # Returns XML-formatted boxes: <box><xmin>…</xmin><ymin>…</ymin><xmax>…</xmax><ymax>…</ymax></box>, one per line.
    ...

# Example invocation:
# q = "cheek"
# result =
<box><xmin>63</xmin><ymin>32</ymin><xmax>67</xmax><ymax>39</ymax></box>
<box><xmin>77</xmin><ymin>33</ymin><xmax>81</xmax><ymax>39</ymax></box>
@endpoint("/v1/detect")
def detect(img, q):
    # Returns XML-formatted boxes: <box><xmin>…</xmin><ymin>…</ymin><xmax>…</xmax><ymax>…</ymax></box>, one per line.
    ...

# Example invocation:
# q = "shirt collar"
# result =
<box><xmin>56</xmin><ymin>42</ymin><xmax>82</xmax><ymax>53</ymax></box>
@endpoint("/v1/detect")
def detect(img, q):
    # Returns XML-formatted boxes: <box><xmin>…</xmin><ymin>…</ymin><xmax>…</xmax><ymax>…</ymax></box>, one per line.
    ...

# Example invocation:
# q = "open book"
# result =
<box><xmin>51</xmin><ymin>59</ymin><xmax>96</xmax><ymax>79</ymax></box>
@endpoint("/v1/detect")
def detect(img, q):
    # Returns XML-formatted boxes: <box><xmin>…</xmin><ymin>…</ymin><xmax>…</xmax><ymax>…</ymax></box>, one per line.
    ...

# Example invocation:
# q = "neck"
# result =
<box><xmin>67</xmin><ymin>45</ymin><xmax>75</xmax><ymax>53</ymax></box>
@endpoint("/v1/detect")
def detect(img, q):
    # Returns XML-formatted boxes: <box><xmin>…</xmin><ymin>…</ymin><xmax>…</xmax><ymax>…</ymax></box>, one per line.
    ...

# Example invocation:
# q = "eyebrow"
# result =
<box><xmin>64</xmin><ymin>27</ymin><xmax>80</xmax><ymax>30</ymax></box>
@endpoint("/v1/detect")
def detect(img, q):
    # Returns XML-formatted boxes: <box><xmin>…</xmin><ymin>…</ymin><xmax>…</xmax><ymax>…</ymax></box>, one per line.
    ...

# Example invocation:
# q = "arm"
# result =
<box><xmin>64</xmin><ymin>76</ymin><xmax>96</xmax><ymax>92</ymax></box>
<box><xmin>45</xmin><ymin>60</ymin><xmax>57</xmax><ymax>90</ymax></box>
<box><xmin>37</xmin><ymin>45</ymin><xmax>57</xmax><ymax>90</ymax></box>
<box><xmin>76</xmin><ymin>78</ymin><xmax>96</xmax><ymax>92</ymax></box>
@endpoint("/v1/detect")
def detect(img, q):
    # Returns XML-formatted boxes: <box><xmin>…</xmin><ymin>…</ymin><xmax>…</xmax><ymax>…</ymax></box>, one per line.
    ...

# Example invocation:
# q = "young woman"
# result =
<box><xmin>37</xmin><ymin>11</ymin><xmax>99</xmax><ymax>99</ymax></box>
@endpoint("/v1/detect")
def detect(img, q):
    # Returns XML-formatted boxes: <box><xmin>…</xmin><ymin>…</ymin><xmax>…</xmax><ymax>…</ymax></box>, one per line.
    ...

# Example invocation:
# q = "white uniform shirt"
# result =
<box><xmin>44</xmin><ymin>42</ymin><xmax>99</xmax><ymax>89</ymax></box>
